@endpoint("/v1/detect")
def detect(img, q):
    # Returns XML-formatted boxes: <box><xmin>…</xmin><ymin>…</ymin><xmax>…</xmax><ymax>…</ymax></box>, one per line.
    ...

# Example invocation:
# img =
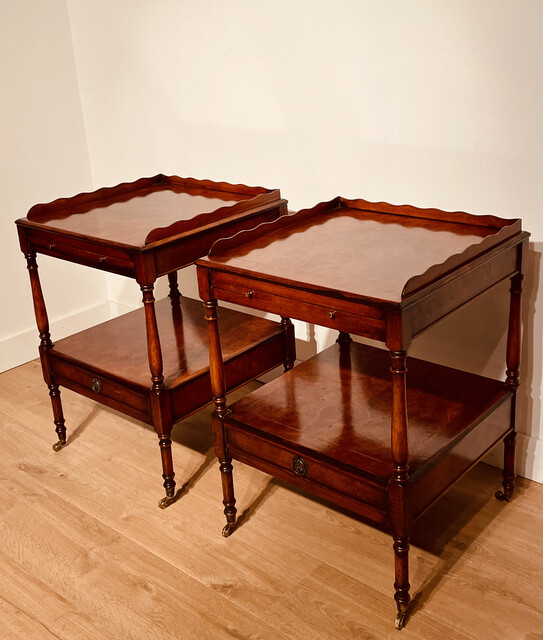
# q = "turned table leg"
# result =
<box><xmin>167</xmin><ymin>271</ymin><xmax>181</xmax><ymax>299</ymax></box>
<box><xmin>25</xmin><ymin>251</ymin><xmax>67</xmax><ymax>451</ymax></box>
<box><xmin>496</xmin><ymin>273</ymin><xmax>523</xmax><ymax>502</ymax></box>
<box><xmin>389</xmin><ymin>349</ymin><xmax>411</xmax><ymax>630</ymax></box>
<box><xmin>205</xmin><ymin>299</ymin><xmax>237</xmax><ymax>537</ymax></box>
<box><xmin>280</xmin><ymin>316</ymin><xmax>296</xmax><ymax>372</ymax></box>
<box><xmin>141</xmin><ymin>283</ymin><xmax>176</xmax><ymax>508</ymax></box>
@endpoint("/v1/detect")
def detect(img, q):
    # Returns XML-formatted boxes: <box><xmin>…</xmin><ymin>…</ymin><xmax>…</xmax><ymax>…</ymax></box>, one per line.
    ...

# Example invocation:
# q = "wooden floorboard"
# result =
<box><xmin>0</xmin><ymin>359</ymin><xmax>541</xmax><ymax>639</ymax></box>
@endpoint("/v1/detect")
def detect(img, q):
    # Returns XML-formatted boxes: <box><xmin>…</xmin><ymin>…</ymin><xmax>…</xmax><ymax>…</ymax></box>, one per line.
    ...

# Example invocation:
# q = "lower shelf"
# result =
<box><xmin>48</xmin><ymin>296</ymin><xmax>289</xmax><ymax>424</ymax></box>
<box><xmin>224</xmin><ymin>341</ymin><xmax>512</xmax><ymax>524</ymax></box>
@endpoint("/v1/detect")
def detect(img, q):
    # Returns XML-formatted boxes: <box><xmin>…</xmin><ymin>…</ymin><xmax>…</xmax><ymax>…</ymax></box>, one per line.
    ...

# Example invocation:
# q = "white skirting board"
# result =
<box><xmin>0</xmin><ymin>301</ymin><xmax>112</xmax><ymax>374</ymax></box>
<box><xmin>484</xmin><ymin>432</ymin><xmax>543</xmax><ymax>485</ymax></box>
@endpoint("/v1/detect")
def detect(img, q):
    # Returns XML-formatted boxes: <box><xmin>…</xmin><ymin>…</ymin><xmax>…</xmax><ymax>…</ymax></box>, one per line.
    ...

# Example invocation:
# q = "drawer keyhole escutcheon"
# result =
<box><xmin>291</xmin><ymin>456</ymin><xmax>308</xmax><ymax>477</ymax></box>
<box><xmin>91</xmin><ymin>378</ymin><xmax>102</xmax><ymax>394</ymax></box>
<box><xmin>245</xmin><ymin>290</ymin><xmax>254</xmax><ymax>299</ymax></box>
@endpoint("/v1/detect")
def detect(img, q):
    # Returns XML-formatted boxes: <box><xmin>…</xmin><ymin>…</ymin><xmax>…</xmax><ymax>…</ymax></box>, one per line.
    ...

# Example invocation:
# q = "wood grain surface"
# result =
<box><xmin>0</xmin><ymin>360</ymin><xmax>541</xmax><ymax>640</ymax></box>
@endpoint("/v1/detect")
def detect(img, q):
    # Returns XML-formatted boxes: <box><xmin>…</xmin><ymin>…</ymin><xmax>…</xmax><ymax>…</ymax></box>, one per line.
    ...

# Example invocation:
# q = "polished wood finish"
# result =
<box><xmin>197</xmin><ymin>196</ymin><xmax>529</xmax><ymax>628</ymax></box>
<box><xmin>1</xmin><ymin>360</ymin><xmax>542</xmax><ymax>639</ymax></box>
<box><xmin>16</xmin><ymin>176</ymin><xmax>294</xmax><ymax>507</ymax></box>
<box><xmin>24</xmin><ymin>174</ymin><xmax>278</xmax><ymax>245</ymax></box>
<box><xmin>496</xmin><ymin>272</ymin><xmax>524</xmax><ymax>502</ymax></box>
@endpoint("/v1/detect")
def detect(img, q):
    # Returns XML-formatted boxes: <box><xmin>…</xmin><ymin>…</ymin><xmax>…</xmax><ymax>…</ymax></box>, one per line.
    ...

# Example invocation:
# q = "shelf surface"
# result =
<box><xmin>18</xmin><ymin>175</ymin><xmax>280</xmax><ymax>247</ymax></box>
<box><xmin>201</xmin><ymin>196</ymin><xmax>522</xmax><ymax>304</ymax></box>
<box><xmin>225</xmin><ymin>342</ymin><xmax>512</xmax><ymax>481</ymax></box>
<box><xmin>50</xmin><ymin>296</ymin><xmax>283</xmax><ymax>390</ymax></box>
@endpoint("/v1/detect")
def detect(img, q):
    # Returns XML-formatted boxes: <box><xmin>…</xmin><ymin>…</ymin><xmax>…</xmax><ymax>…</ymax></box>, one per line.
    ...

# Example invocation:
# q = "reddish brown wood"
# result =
<box><xmin>280</xmin><ymin>317</ymin><xmax>295</xmax><ymax>371</ymax></box>
<box><xmin>496</xmin><ymin>272</ymin><xmax>524</xmax><ymax>503</ymax></box>
<box><xmin>16</xmin><ymin>176</ymin><xmax>288</xmax><ymax>281</ymax></box>
<box><xmin>25</xmin><ymin>251</ymin><xmax>67</xmax><ymax>450</ymax></box>
<box><xmin>48</xmin><ymin>383</ymin><xmax>67</xmax><ymax>452</ymax></box>
<box><xmin>388</xmin><ymin>350</ymin><xmax>411</xmax><ymax>622</ymax></box>
<box><xmin>16</xmin><ymin>177</ymin><xmax>293</xmax><ymax>508</ymax></box>
<box><xmin>167</xmin><ymin>271</ymin><xmax>181</xmax><ymax>299</ymax></box>
<box><xmin>204</xmin><ymin>299</ymin><xmax>236</xmax><ymax>535</ymax></box>
<box><xmin>196</xmin><ymin>196</ymin><xmax>529</xmax><ymax>629</ymax></box>
<box><xmin>24</xmin><ymin>174</ymin><xmax>280</xmax><ymax>245</ymax></box>
<box><xmin>204</xmin><ymin>197</ymin><xmax>523</xmax><ymax>305</ymax></box>
<box><xmin>25</xmin><ymin>251</ymin><xmax>52</xmax><ymax>351</ymax></box>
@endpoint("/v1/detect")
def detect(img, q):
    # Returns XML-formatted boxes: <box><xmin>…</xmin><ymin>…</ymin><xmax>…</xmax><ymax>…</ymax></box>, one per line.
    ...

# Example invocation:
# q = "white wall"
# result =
<box><xmin>66</xmin><ymin>1</ymin><xmax>543</xmax><ymax>481</ymax></box>
<box><xmin>3</xmin><ymin>1</ymin><xmax>541</xmax><ymax>481</ymax></box>
<box><xmin>0</xmin><ymin>0</ymin><xmax>109</xmax><ymax>372</ymax></box>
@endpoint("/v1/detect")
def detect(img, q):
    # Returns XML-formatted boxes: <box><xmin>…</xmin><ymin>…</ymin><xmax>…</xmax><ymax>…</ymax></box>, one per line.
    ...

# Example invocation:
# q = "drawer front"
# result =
<box><xmin>225</xmin><ymin>424</ymin><xmax>388</xmax><ymax>525</ymax></box>
<box><xmin>29</xmin><ymin>235</ymin><xmax>134</xmax><ymax>277</ymax></box>
<box><xmin>50</xmin><ymin>356</ymin><xmax>151</xmax><ymax>423</ymax></box>
<box><xmin>211</xmin><ymin>274</ymin><xmax>386</xmax><ymax>341</ymax></box>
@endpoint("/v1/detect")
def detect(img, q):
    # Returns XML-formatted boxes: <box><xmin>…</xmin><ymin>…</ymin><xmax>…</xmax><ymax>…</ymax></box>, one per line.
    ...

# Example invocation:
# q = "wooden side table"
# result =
<box><xmin>196</xmin><ymin>195</ymin><xmax>529</xmax><ymax>628</ymax></box>
<box><xmin>16</xmin><ymin>175</ymin><xmax>295</xmax><ymax>508</ymax></box>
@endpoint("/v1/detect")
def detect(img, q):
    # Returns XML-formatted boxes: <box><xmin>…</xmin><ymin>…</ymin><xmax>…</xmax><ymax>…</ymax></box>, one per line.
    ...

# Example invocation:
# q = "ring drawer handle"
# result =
<box><xmin>245</xmin><ymin>290</ymin><xmax>254</xmax><ymax>299</ymax></box>
<box><xmin>91</xmin><ymin>378</ymin><xmax>102</xmax><ymax>394</ymax></box>
<box><xmin>291</xmin><ymin>456</ymin><xmax>308</xmax><ymax>477</ymax></box>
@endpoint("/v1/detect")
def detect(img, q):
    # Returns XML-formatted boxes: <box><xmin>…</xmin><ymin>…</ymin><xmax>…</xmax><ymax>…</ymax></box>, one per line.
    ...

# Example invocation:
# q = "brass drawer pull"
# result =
<box><xmin>48</xmin><ymin>243</ymin><xmax>55</xmax><ymax>251</ymax></box>
<box><xmin>245</xmin><ymin>290</ymin><xmax>254</xmax><ymax>299</ymax></box>
<box><xmin>91</xmin><ymin>378</ymin><xmax>102</xmax><ymax>394</ymax></box>
<box><xmin>329</xmin><ymin>310</ymin><xmax>336</xmax><ymax>319</ymax></box>
<box><xmin>99</xmin><ymin>256</ymin><xmax>107</xmax><ymax>263</ymax></box>
<box><xmin>291</xmin><ymin>456</ymin><xmax>308</xmax><ymax>477</ymax></box>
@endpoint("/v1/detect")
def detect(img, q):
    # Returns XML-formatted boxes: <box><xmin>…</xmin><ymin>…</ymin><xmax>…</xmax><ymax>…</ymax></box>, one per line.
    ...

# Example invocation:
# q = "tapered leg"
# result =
<box><xmin>280</xmin><ymin>316</ymin><xmax>296</xmax><ymax>372</ymax></box>
<box><xmin>157</xmin><ymin>430</ymin><xmax>176</xmax><ymax>508</ymax></box>
<box><xmin>389</xmin><ymin>349</ymin><xmax>411</xmax><ymax>630</ymax></box>
<box><xmin>167</xmin><ymin>271</ymin><xmax>181</xmax><ymax>299</ymax></box>
<box><xmin>204</xmin><ymin>299</ymin><xmax>237</xmax><ymax>536</ymax></box>
<box><xmin>24</xmin><ymin>251</ymin><xmax>68</xmax><ymax>451</ymax></box>
<box><xmin>217</xmin><ymin>416</ymin><xmax>237</xmax><ymax>538</ymax></box>
<box><xmin>141</xmin><ymin>283</ymin><xmax>176</xmax><ymax>508</ymax></box>
<box><xmin>496</xmin><ymin>273</ymin><xmax>523</xmax><ymax>502</ymax></box>
<box><xmin>49</xmin><ymin>384</ymin><xmax>67</xmax><ymax>451</ymax></box>
<box><xmin>496</xmin><ymin>432</ymin><xmax>516</xmax><ymax>502</ymax></box>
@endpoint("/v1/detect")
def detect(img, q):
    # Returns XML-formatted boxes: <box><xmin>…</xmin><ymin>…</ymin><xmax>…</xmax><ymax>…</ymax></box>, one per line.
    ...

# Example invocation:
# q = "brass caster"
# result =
<box><xmin>158</xmin><ymin>496</ymin><xmax>176</xmax><ymax>509</ymax></box>
<box><xmin>395</xmin><ymin>611</ymin><xmax>408</xmax><ymax>631</ymax></box>
<box><xmin>52</xmin><ymin>440</ymin><xmax>66</xmax><ymax>452</ymax></box>
<box><xmin>222</xmin><ymin>522</ymin><xmax>236</xmax><ymax>538</ymax></box>
<box><xmin>495</xmin><ymin>490</ymin><xmax>510</xmax><ymax>502</ymax></box>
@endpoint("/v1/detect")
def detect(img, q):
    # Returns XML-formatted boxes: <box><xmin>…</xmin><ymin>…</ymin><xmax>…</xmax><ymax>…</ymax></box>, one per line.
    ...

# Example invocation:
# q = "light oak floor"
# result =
<box><xmin>0</xmin><ymin>359</ymin><xmax>541</xmax><ymax>640</ymax></box>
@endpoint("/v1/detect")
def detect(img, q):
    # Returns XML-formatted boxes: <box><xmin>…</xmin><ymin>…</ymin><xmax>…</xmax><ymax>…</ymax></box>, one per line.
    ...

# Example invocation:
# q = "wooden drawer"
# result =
<box><xmin>225</xmin><ymin>423</ymin><xmax>389</xmax><ymax>525</ymax></box>
<box><xmin>49</xmin><ymin>354</ymin><xmax>151</xmax><ymax>423</ymax></box>
<box><xmin>211</xmin><ymin>272</ymin><xmax>386</xmax><ymax>341</ymax></box>
<box><xmin>29</xmin><ymin>234</ymin><xmax>134</xmax><ymax>277</ymax></box>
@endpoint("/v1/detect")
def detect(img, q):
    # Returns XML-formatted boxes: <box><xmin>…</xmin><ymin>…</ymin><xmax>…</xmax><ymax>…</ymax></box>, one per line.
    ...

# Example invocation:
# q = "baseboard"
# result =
<box><xmin>0</xmin><ymin>302</ymin><xmax>111</xmax><ymax>374</ymax></box>
<box><xmin>107</xmin><ymin>300</ymin><xmax>139</xmax><ymax>318</ymax></box>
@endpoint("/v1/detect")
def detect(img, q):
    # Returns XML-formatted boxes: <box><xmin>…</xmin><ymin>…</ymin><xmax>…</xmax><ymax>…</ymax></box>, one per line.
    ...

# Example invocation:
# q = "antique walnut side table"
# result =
<box><xmin>15</xmin><ymin>175</ymin><xmax>295</xmax><ymax>508</ymax></box>
<box><xmin>196</xmin><ymin>196</ymin><xmax>529</xmax><ymax>629</ymax></box>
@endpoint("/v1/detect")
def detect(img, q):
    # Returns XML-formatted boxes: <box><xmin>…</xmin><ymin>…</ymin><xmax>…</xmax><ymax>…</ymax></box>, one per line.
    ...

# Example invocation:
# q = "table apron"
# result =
<box><xmin>27</xmin><ymin>232</ymin><xmax>135</xmax><ymax>277</ymax></box>
<box><xmin>210</xmin><ymin>276</ymin><xmax>386</xmax><ymax>341</ymax></box>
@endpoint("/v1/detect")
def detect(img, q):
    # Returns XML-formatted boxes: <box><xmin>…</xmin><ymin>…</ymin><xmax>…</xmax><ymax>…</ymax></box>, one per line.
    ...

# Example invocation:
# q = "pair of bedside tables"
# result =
<box><xmin>16</xmin><ymin>176</ymin><xmax>529</xmax><ymax>629</ymax></box>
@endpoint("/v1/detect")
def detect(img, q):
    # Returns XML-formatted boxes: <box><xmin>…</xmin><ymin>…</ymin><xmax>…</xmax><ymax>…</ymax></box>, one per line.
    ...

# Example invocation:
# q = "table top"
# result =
<box><xmin>16</xmin><ymin>175</ymin><xmax>282</xmax><ymax>249</ymax></box>
<box><xmin>199</xmin><ymin>196</ymin><xmax>523</xmax><ymax>305</ymax></box>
